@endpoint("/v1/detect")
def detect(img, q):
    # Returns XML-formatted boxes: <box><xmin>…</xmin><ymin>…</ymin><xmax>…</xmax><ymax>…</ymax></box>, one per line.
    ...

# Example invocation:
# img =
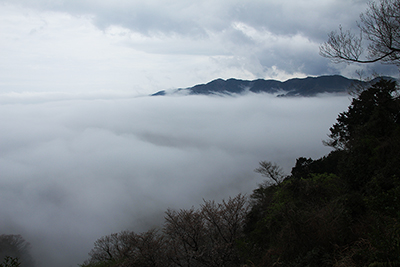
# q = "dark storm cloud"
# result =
<box><xmin>0</xmin><ymin>93</ymin><xmax>351</xmax><ymax>267</ymax></box>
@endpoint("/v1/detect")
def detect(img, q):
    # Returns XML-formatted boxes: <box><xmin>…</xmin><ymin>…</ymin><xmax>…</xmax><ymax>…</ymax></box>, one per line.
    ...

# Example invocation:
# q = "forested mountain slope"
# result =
<box><xmin>151</xmin><ymin>75</ymin><xmax>391</xmax><ymax>97</ymax></box>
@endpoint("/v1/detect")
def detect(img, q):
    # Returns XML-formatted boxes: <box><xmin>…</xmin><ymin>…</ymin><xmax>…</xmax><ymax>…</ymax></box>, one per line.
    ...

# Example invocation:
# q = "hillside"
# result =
<box><xmin>151</xmin><ymin>75</ymin><xmax>377</xmax><ymax>97</ymax></box>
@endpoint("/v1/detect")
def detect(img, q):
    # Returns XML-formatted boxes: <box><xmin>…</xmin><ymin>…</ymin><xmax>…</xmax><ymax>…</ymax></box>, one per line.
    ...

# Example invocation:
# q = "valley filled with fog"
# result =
<box><xmin>0</xmin><ymin>93</ymin><xmax>350</xmax><ymax>267</ymax></box>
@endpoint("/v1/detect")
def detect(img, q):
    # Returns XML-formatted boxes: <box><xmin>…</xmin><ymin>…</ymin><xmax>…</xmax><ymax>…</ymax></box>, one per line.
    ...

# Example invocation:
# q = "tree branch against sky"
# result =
<box><xmin>320</xmin><ymin>0</ymin><xmax>400</xmax><ymax>66</ymax></box>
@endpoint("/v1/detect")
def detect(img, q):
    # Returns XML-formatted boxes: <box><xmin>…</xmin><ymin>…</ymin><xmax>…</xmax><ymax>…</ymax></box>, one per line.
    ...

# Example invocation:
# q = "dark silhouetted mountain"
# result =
<box><xmin>151</xmin><ymin>75</ymin><xmax>393</xmax><ymax>97</ymax></box>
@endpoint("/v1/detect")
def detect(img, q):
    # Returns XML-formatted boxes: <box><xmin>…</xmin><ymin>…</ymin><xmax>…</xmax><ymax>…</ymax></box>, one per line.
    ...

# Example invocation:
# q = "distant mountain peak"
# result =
<box><xmin>151</xmin><ymin>75</ymin><xmax>392</xmax><ymax>97</ymax></box>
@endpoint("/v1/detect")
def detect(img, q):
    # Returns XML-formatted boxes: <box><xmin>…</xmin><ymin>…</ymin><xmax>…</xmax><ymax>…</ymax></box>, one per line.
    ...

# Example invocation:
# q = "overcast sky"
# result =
<box><xmin>1</xmin><ymin>0</ymin><xmax>398</xmax><ymax>96</ymax></box>
<box><xmin>0</xmin><ymin>1</ymin><xmax>397</xmax><ymax>267</ymax></box>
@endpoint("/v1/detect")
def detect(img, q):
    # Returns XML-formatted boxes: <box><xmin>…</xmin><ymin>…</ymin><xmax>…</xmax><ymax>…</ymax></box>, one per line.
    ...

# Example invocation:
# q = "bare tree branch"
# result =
<box><xmin>254</xmin><ymin>161</ymin><xmax>285</xmax><ymax>186</ymax></box>
<box><xmin>320</xmin><ymin>0</ymin><xmax>400</xmax><ymax>66</ymax></box>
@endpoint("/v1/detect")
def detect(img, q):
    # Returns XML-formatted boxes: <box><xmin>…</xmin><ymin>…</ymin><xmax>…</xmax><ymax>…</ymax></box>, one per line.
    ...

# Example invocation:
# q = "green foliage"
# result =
<box><xmin>325</xmin><ymin>79</ymin><xmax>399</xmax><ymax>150</ymax></box>
<box><xmin>367</xmin><ymin>215</ymin><xmax>400</xmax><ymax>264</ymax></box>
<box><xmin>245</xmin><ymin>173</ymin><xmax>358</xmax><ymax>266</ymax></box>
<box><xmin>325</xmin><ymin>79</ymin><xmax>400</xmax><ymax>191</ymax></box>
<box><xmin>244</xmin><ymin>79</ymin><xmax>400</xmax><ymax>266</ymax></box>
<box><xmin>366</xmin><ymin>174</ymin><xmax>400</xmax><ymax>218</ymax></box>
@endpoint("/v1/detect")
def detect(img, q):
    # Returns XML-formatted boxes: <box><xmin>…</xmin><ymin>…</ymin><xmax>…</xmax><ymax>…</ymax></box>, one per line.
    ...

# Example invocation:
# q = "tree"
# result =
<box><xmin>82</xmin><ymin>230</ymin><xmax>169</xmax><ymax>267</ymax></box>
<box><xmin>0</xmin><ymin>256</ymin><xmax>21</xmax><ymax>267</ymax></box>
<box><xmin>320</xmin><ymin>0</ymin><xmax>400</xmax><ymax>65</ymax></box>
<box><xmin>323</xmin><ymin>79</ymin><xmax>400</xmax><ymax>191</ymax></box>
<box><xmin>254</xmin><ymin>161</ymin><xmax>286</xmax><ymax>186</ymax></box>
<box><xmin>164</xmin><ymin>194</ymin><xmax>248</xmax><ymax>267</ymax></box>
<box><xmin>0</xmin><ymin>235</ymin><xmax>34</xmax><ymax>267</ymax></box>
<box><xmin>164</xmin><ymin>208</ymin><xmax>205</xmax><ymax>267</ymax></box>
<box><xmin>324</xmin><ymin>79</ymin><xmax>400</xmax><ymax>150</ymax></box>
<box><xmin>84</xmin><ymin>231</ymin><xmax>134</xmax><ymax>264</ymax></box>
<box><xmin>82</xmin><ymin>194</ymin><xmax>248</xmax><ymax>267</ymax></box>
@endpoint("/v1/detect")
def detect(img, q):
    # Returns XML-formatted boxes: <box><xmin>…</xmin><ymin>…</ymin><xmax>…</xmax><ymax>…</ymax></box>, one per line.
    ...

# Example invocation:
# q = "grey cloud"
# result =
<box><xmin>1</xmin><ymin>0</ymin><xmax>368</xmax><ymax>39</ymax></box>
<box><xmin>244</xmin><ymin>0</ymin><xmax>367</xmax><ymax>41</ymax></box>
<box><xmin>2</xmin><ymin>0</ymin><xmax>395</xmax><ymax>89</ymax></box>
<box><xmin>93</xmin><ymin>6</ymin><xmax>206</xmax><ymax>37</ymax></box>
<box><xmin>2</xmin><ymin>0</ymin><xmax>209</xmax><ymax>37</ymax></box>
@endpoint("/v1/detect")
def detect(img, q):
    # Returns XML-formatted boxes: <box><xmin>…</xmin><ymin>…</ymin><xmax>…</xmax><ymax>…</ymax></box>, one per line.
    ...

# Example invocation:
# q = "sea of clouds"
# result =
<box><xmin>0</xmin><ymin>92</ymin><xmax>351</xmax><ymax>267</ymax></box>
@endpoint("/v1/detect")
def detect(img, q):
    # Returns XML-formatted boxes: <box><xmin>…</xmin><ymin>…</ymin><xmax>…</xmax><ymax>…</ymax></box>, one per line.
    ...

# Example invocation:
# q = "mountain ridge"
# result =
<box><xmin>151</xmin><ymin>75</ymin><xmax>390</xmax><ymax>97</ymax></box>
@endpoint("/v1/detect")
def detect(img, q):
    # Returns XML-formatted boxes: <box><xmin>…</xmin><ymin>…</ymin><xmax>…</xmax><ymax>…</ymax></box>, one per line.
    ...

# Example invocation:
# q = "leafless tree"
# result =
<box><xmin>83</xmin><ymin>195</ymin><xmax>249</xmax><ymax>267</ymax></box>
<box><xmin>200</xmin><ymin>195</ymin><xmax>248</xmax><ymax>266</ymax></box>
<box><xmin>124</xmin><ymin>230</ymin><xmax>170</xmax><ymax>267</ymax></box>
<box><xmin>254</xmin><ymin>161</ymin><xmax>286</xmax><ymax>186</ymax></box>
<box><xmin>164</xmin><ymin>208</ymin><xmax>206</xmax><ymax>267</ymax></box>
<box><xmin>0</xmin><ymin>235</ymin><xmax>34</xmax><ymax>267</ymax></box>
<box><xmin>320</xmin><ymin>0</ymin><xmax>400</xmax><ymax>66</ymax></box>
<box><xmin>85</xmin><ymin>231</ymin><xmax>135</xmax><ymax>264</ymax></box>
<box><xmin>84</xmin><ymin>229</ymin><xmax>169</xmax><ymax>267</ymax></box>
<box><xmin>164</xmin><ymin>194</ymin><xmax>248</xmax><ymax>267</ymax></box>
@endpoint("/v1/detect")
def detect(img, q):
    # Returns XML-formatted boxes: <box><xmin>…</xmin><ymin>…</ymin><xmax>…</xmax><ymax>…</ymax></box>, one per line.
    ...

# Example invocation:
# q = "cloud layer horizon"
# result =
<box><xmin>1</xmin><ymin>93</ymin><xmax>350</xmax><ymax>267</ymax></box>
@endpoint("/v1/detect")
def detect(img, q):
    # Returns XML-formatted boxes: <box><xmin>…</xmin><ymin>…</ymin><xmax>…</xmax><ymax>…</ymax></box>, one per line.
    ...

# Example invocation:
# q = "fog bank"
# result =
<box><xmin>0</xmin><ymin>93</ymin><xmax>350</xmax><ymax>267</ymax></box>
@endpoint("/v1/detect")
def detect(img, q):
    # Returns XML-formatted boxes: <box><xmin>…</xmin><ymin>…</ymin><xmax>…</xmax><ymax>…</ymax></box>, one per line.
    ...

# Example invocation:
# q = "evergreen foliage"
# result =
<box><xmin>244</xmin><ymin>79</ymin><xmax>400</xmax><ymax>266</ymax></box>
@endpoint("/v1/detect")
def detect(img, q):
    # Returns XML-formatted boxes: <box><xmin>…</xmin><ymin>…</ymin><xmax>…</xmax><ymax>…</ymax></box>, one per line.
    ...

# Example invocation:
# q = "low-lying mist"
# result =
<box><xmin>0</xmin><ymin>92</ymin><xmax>350</xmax><ymax>267</ymax></box>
